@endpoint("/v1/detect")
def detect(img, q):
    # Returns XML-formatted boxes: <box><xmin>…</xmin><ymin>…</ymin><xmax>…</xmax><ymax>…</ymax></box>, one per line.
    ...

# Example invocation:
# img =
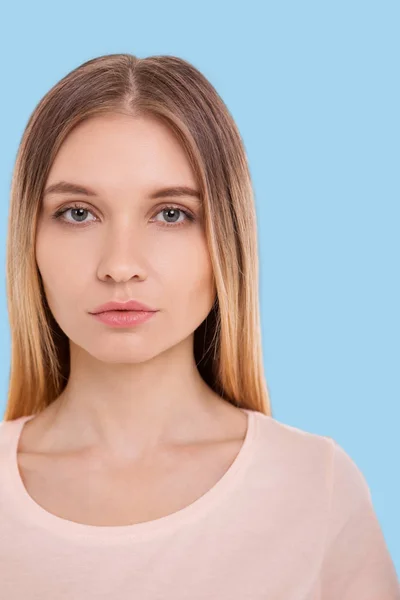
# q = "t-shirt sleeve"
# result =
<box><xmin>320</xmin><ymin>439</ymin><xmax>400</xmax><ymax>600</ymax></box>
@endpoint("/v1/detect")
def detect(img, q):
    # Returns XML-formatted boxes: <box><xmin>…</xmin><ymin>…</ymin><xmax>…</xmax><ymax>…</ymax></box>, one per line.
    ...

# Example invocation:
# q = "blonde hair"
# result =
<box><xmin>4</xmin><ymin>53</ymin><xmax>272</xmax><ymax>421</ymax></box>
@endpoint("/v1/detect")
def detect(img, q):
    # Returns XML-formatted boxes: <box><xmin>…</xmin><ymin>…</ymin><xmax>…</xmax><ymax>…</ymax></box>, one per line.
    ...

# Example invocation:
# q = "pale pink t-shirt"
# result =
<box><xmin>0</xmin><ymin>408</ymin><xmax>398</xmax><ymax>599</ymax></box>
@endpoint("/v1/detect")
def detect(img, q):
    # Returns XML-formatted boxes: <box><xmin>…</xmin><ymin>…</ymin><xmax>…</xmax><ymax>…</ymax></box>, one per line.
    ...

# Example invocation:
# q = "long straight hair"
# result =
<box><xmin>3</xmin><ymin>53</ymin><xmax>272</xmax><ymax>421</ymax></box>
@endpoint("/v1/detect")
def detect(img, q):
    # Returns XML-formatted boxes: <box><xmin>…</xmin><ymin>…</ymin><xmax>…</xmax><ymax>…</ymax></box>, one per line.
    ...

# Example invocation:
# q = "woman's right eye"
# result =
<box><xmin>52</xmin><ymin>204</ymin><xmax>96</xmax><ymax>226</ymax></box>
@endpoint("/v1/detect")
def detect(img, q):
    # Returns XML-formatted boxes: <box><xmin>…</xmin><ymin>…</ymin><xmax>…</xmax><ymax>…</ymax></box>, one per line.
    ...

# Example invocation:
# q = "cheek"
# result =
<box><xmin>35</xmin><ymin>228</ymin><xmax>88</xmax><ymax>312</ymax></box>
<box><xmin>168</xmin><ymin>239</ymin><xmax>215</xmax><ymax>311</ymax></box>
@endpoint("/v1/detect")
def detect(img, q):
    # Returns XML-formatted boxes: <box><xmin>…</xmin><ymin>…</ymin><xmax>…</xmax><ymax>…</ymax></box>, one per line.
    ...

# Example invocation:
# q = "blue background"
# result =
<box><xmin>1</xmin><ymin>0</ymin><xmax>399</xmax><ymax>575</ymax></box>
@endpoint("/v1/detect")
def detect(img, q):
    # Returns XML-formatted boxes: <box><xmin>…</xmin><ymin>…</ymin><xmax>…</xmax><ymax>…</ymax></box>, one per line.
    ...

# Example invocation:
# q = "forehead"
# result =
<box><xmin>46</xmin><ymin>113</ymin><xmax>197</xmax><ymax>193</ymax></box>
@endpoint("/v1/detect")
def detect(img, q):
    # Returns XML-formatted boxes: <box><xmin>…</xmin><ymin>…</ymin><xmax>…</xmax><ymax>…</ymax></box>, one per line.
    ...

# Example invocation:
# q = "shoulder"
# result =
<box><xmin>0</xmin><ymin>416</ymin><xmax>29</xmax><ymax>455</ymax></box>
<box><xmin>249</xmin><ymin>411</ymin><xmax>371</xmax><ymax>506</ymax></box>
<box><xmin>251</xmin><ymin>410</ymin><xmax>335</xmax><ymax>469</ymax></box>
<box><xmin>0</xmin><ymin>417</ymin><xmax>20</xmax><ymax>439</ymax></box>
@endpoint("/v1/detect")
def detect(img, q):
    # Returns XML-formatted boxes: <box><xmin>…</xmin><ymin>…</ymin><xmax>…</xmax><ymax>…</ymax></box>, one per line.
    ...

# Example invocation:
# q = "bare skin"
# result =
<box><xmin>17</xmin><ymin>395</ymin><xmax>248</xmax><ymax>526</ymax></box>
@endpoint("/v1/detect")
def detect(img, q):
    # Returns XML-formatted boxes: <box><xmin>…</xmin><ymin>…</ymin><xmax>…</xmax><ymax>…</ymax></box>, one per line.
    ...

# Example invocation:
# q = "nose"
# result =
<box><xmin>96</xmin><ymin>223</ymin><xmax>148</xmax><ymax>283</ymax></box>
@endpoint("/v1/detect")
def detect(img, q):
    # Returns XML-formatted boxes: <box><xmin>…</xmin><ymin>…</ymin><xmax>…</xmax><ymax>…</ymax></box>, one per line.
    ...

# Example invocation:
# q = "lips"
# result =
<box><xmin>90</xmin><ymin>300</ymin><xmax>158</xmax><ymax>314</ymax></box>
<box><xmin>91</xmin><ymin>309</ymin><xmax>157</xmax><ymax>328</ymax></box>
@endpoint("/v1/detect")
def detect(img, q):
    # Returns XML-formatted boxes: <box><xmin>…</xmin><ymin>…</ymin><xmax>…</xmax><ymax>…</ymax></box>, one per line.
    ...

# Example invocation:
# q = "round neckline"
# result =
<box><xmin>6</xmin><ymin>408</ymin><xmax>259</xmax><ymax>542</ymax></box>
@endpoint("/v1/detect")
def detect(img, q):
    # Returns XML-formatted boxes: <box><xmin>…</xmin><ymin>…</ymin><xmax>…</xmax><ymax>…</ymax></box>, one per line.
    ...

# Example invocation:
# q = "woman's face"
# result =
<box><xmin>36</xmin><ymin>112</ymin><xmax>216</xmax><ymax>364</ymax></box>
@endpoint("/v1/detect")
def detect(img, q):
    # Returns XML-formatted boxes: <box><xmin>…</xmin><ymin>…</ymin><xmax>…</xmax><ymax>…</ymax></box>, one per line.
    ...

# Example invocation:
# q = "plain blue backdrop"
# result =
<box><xmin>1</xmin><ymin>0</ymin><xmax>399</xmax><ymax>576</ymax></box>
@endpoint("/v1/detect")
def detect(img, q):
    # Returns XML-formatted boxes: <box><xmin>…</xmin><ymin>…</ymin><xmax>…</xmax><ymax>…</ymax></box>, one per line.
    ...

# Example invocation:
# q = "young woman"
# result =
<box><xmin>0</xmin><ymin>53</ymin><xmax>398</xmax><ymax>599</ymax></box>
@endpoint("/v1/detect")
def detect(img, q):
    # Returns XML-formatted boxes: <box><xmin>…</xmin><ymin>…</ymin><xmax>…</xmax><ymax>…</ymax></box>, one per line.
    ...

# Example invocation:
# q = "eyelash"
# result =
<box><xmin>51</xmin><ymin>203</ymin><xmax>196</xmax><ymax>229</ymax></box>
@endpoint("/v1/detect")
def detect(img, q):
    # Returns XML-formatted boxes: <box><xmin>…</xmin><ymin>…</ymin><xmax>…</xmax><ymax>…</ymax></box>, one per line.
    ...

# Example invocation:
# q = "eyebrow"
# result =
<box><xmin>43</xmin><ymin>181</ymin><xmax>202</xmax><ymax>202</ymax></box>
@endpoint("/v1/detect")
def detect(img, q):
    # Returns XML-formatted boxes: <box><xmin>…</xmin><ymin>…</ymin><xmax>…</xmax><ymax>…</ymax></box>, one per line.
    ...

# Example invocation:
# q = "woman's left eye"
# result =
<box><xmin>153</xmin><ymin>206</ymin><xmax>195</xmax><ymax>226</ymax></box>
<box><xmin>51</xmin><ymin>204</ymin><xmax>196</xmax><ymax>228</ymax></box>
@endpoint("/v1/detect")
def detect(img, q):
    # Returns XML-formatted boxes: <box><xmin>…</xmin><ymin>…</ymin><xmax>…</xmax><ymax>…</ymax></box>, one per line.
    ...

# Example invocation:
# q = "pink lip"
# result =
<box><xmin>91</xmin><ymin>310</ymin><xmax>157</xmax><ymax>328</ymax></box>
<box><xmin>90</xmin><ymin>300</ymin><xmax>157</xmax><ymax>314</ymax></box>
